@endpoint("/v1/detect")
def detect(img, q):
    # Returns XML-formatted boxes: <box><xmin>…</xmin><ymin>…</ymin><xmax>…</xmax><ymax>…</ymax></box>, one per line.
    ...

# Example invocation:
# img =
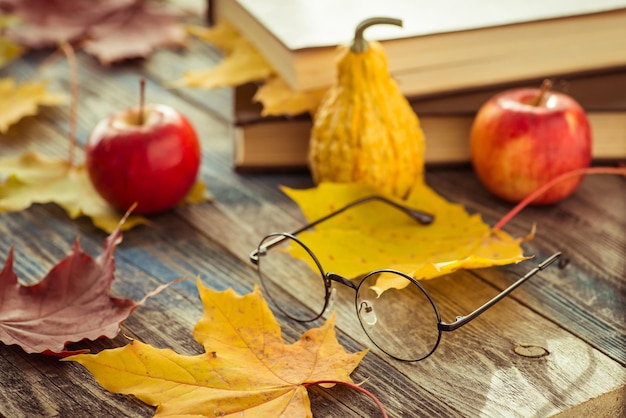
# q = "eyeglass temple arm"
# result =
<box><xmin>439</xmin><ymin>251</ymin><xmax>562</xmax><ymax>332</ymax></box>
<box><xmin>289</xmin><ymin>195</ymin><xmax>435</xmax><ymax>236</ymax></box>
<box><xmin>249</xmin><ymin>195</ymin><xmax>434</xmax><ymax>264</ymax></box>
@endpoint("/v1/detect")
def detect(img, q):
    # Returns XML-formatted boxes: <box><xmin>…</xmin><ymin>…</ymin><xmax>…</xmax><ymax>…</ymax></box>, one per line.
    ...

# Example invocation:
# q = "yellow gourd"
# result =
<box><xmin>308</xmin><ymin>17</ymin><xmax>425</xmax><ymax>198</ymax></box>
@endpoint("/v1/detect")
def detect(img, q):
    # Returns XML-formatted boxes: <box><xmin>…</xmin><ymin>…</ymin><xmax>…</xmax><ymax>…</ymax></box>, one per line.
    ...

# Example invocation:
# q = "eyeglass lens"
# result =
<box><xmin>256</xmin><ymin>234</ymin><xmax>328</xmax><ymax>322</ymax></box>
<box><xmin>257</xmin><ymin>234</ymin><xmax>443</xmax><ymax>361</ymax></box>
<box><xmin>356</xmin><ymin>272</ymin><xmax>441</xmax><ymax>361</ymax></box>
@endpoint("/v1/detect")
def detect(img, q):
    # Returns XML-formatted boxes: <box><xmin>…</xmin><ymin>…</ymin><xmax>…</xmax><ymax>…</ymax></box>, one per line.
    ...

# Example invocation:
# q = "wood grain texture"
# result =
<box><xmin>1</xmin><ymin>26</ymin><xmax>624</xmax><ymax>418</ymax></box>
<box><xmin>425</xmin><ymin>170</ymin><xmax>626</xmax><ymax>366</ymax></box>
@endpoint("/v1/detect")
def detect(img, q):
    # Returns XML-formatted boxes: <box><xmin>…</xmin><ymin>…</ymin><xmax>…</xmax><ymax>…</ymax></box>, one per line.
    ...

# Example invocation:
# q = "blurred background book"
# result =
<box><xmin>210</xmin><ymin>0</ymin><xmax>626</xmax><ymax>96</ymax></box>
<box><xmin>206</xmin><ymin>0</ymin><xmax>626</xmax><ymax>171</ymax></box>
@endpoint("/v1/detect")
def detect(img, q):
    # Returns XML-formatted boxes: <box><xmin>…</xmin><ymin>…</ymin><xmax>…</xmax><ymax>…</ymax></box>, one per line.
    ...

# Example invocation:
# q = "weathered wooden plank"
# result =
<box><xmin>1</xmin><ymin>23</ymin><xmax>624</xmax><ymax>418</ymax></box>
<box><xmin>0</xmin><ymin>203</ymin><xmax>454</xmax><ymax>417</ymax></box>
<box><xmin>425</xmin><ymin>169</ymin><xmax>626</xmax><ymax>365</ymax></box>
<box><xmin>142</xmin><ymin>38</ymin><xmax>233</xmax><ymax>122</ymax></box>
<box><xmin>175</xmin><ymin>190</ymin><xmax>626</xmax><ymax>417</ymax></box>
<box><xmin>6</xmin><ymin>199</ymin><xmax>624</xmax><ymax>418</ymax></box>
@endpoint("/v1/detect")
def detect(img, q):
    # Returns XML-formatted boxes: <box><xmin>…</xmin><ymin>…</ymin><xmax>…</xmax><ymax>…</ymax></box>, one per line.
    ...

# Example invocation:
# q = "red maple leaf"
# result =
<box><xmin>0</xmin><ymin>0</ymin><xmax>134</xmax><ymax>48</ymax></box>
<box><xmin>0</xmin><ymin>219</ymin><xmax>174</xmax><ymax>357</ymax></box>
<box><xmin>83</xmin><ymin>1</ymin><xmax>187</xmax><ymax>65</ymax></box>
<box><xmin>0</xmin><ymin>0</ymin><xmax>186</xmax><ymax>64</ymax></box>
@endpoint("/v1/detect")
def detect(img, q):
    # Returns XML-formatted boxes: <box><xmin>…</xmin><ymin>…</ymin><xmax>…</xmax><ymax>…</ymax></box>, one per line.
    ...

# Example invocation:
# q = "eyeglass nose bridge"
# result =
<box><xmin>326</xmin><ymin>272</ymin><xmax>358</xmax><ymax>290</ymax></box>
<box><xmin>321</xmin><ymin>273</ymin><xmax>358</xmax><ymax>316</ymax></box>
<box><xmin>322</xmin><ymin>287</ymin><xmax>337</xmax><ymax>316</ymax></box>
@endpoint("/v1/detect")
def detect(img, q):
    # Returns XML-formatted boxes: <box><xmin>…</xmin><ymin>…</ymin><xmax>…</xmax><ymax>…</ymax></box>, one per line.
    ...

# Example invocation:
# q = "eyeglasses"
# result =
<box><xmin>250</xmin><ymin>195</ymin><xmax>561</xmax><ymax>362</ymax></box>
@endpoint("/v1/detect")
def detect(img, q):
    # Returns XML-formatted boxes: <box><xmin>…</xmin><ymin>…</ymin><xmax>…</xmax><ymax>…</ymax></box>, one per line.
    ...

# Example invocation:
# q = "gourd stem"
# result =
<box><xmin>351</xmin><ymin>17</ymin><xmax>403</xmax><ymax>53</ymax></box>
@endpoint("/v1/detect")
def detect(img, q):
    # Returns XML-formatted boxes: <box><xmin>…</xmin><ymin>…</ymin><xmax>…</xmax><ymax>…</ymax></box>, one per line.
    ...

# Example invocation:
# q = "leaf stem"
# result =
<box><xmin>304</xmin><ymin>379</ymin><xmax>388</xmax><ymax>418</ymax></box>
<box><xmin>493</xmin><ymin>166</ymin><xmax>626</xmax><ymax>230</ymax></box>
<box><xmin>27</xmin><ymin>48</ymin><xmax>63</xmax><ymax>82</ymax></box>
<box><xmin>59</xmin><ymin>41</ymin><xmax>78</xmax><ymax>167</ymax></box>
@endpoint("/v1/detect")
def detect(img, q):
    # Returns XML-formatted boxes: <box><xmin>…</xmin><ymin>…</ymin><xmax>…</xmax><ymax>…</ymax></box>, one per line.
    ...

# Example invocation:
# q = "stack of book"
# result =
<box><xmin>209</xmin><ymin>0</ymin><xmax>626</xmax><ymax>172</ymax></box>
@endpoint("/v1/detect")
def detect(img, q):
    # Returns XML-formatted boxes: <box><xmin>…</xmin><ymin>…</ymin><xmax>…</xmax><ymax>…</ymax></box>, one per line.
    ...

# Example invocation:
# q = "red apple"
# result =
<box><xmin>470</xmin><ymin>85</ymin><xmax>592</xmax><ymax>204</ymax></box>
<box><xmin>85</xmin><ymin>104</ymin><xmax>201</xmax><ymax>214</ymax></box>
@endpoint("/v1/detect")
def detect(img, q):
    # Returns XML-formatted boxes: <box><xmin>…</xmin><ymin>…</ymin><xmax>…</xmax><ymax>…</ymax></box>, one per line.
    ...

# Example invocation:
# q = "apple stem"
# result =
<box><xmin>59</xmin><ymin>41</ymin><xmax>78</xmax><ymax>166</ymax></box>
<box><xmin>493</xmin><ymin>166</ymin><xmax>626</xmax><ymax>230</ymax></box>
<box><xmin>138</xmin><ymin>77</ymin><xmax>146</xmax><ymax>125</ymax></box>
<box><xmin>531</xmin><ymin>79</ymin><xmax>554</xmax><ymax>106</ymax></box>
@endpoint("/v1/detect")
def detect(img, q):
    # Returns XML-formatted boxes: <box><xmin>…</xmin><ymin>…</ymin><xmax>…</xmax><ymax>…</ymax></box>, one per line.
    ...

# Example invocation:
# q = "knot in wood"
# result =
<box><xmin>514</xmin><ymin>344</ymin><xmax>550</xmax><ymax>358</ymax></box>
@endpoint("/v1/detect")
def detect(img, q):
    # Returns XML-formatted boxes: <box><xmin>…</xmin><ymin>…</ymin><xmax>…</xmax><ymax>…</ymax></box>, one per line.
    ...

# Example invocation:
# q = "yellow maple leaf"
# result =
<box><xmin>281</xmin><ymin>182</ymin><xmax>530</xmax><ymax>293</ymax></box>
<box><xmin>187</xmin><ymin>23</ymin><xmax>241</xmax><ymax>53</ymax></box>
<box><xmin>255</xmin><ymin>77</ymin><xmax>327</xmax><ymax>117</ymax></box>
<box><xmin>67</xmin><ymin>280</ymin><xmax>366</xmax><ymax>417</ymax></box>
<box><xmin>0</xmin><ymin>152</ymin><xmax>209</xmax><ymax>232</ymax></box>
<box><xmin>0</xmin><ymin>77</ymin><xmax>65</xmax><ymax>133</ymax></box>
<box><xmin>181</xmin><ymin>23</ymin><xmax>327</xmax><ymax>117</ymax></box>
<box><xmin>0</xmin><ymin>14</ymin><xmax>24</xmax><ymax>68</ymax></box>
<box><xmin>180</xmin><ymin>23</ymin><xmax>274</xmax><ymax>89</ymax></box>
<box><xmin>0</xmin><ymin>37</ymin><xmax>24</xmax><ymax>69</ymax></box>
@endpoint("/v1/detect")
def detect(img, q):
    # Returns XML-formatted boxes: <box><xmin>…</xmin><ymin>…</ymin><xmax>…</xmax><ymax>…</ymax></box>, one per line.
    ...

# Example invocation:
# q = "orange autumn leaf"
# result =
<box><xmin>0</xmin><ymin>77</ymin><xmax>65</xmax><ymax>133</ymax></box>
<box><xmin>0</xmin><ymin>212</ymin><xmax>175</xmax><ymax>357</ymax></box>
<box><xmin>67</xmin><ymin>280</ymin><xmax>367</xmax><ymax>417</ymax></box>
<box><xmin>281</xmin><ymin>182</ymin><xmax>530</xmax><ymax>293</ymax></box>
<box><xmin>0</xmin><ymin>152</ymin><xmax>209</xmax><ymax>232</ymax></box>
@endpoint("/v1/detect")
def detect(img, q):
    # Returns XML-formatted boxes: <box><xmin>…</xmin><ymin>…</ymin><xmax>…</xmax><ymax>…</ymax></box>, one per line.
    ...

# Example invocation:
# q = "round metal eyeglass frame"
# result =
<box><xmin>250</xmin><ymin>195</ymin><xmax>562</xmax><ymax>362</ymax></box>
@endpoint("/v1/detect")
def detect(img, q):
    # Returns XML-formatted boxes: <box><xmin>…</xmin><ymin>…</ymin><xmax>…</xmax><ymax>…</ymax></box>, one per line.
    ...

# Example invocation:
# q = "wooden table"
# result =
<box><xmin>1</xmin><ymin>19</ymin><xmax>625</xmax><ymax>418</ymax></box>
